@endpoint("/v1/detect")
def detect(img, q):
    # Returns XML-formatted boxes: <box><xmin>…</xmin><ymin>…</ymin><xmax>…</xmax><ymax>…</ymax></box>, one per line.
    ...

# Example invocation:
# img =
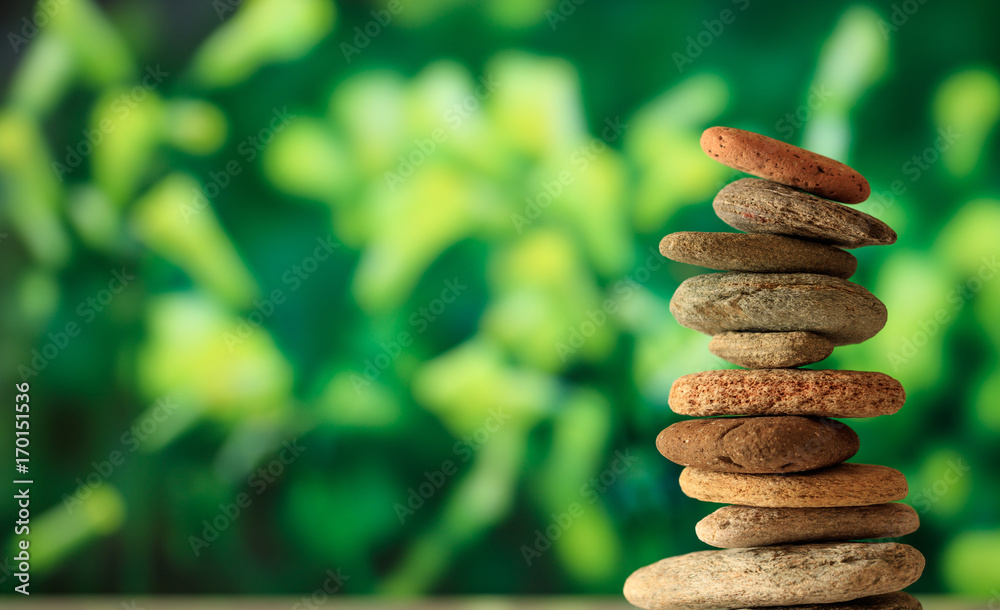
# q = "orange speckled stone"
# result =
<box><xmin>701</xmin><ymin>126</ymin><xmax>871</xmax><ymax>204</ymax></box>
<box><xmin>668</xmin><ymin>369</ymin><xmax>905</xmax><ymax>418</ymax></box>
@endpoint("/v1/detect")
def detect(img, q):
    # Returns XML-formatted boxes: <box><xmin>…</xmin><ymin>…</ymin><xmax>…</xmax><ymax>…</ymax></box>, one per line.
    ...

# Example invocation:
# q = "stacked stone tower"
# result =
<box><xmin>624</xmin><ymin>127</ymin><xmax>924</xmax><ymax>609</ymax></box>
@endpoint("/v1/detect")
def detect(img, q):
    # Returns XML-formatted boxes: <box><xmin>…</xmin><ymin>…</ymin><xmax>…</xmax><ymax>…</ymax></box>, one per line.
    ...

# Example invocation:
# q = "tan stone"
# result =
<box><xmin>679</xmin><ymin>463</ymin><xmax>909</xmax><ymax>508</ymax></box>
<box><xmin>659</xmin><ymin>231</ymin><xmax>857</xmax><ymax>278</ymax></box>
<box><xmin>697</xmin><ymin>503</ymin><xmax>920</xmax><ymax>547</ymax></box>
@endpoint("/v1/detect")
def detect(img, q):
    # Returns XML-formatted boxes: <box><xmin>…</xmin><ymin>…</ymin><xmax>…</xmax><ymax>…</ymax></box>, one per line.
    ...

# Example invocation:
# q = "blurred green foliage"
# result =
<box><xmin>1</xmin><ymin>0</ymin><xmax>999</xmax><ymax>597</ymax></box>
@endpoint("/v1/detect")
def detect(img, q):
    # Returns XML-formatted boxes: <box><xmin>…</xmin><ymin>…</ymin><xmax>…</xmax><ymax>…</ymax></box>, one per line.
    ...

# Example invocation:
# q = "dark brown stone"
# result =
<box><xmin>656</xmin><ymin>416</ymin><xmax>858</xmax><ymax>473</ymax></box>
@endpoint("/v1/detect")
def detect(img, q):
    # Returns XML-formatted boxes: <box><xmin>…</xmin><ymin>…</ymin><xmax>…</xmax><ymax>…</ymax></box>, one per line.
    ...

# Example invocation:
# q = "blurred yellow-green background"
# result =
<box><xmin>1</xmin><ymin>0</ymin><xmax>999</xmax><ymax>598</ymax></box>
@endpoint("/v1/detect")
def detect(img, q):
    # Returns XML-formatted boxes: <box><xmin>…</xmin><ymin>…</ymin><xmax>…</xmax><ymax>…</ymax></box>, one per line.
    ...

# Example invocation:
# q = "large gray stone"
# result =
<box><xmin>670</xmin><ymin>272</ymin><xmax>887</xmax><ymax>345</ymax></box>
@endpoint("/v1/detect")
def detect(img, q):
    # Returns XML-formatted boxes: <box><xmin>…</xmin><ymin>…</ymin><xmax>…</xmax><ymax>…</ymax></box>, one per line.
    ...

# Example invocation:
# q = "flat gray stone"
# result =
<box><xmin>623</xmin><ymin>542</ymin><xmax>924</xmax><ymax>609</ymax></box>
<box><xmin>714</xmin><ymin>178</ymin><xmax>896</xmax><ymax>248</ymax></box>
<box><xmin>670</xmin><ymin>272</ymin><xmax>887</xmax><ymax>346</ymax></box>
<box><xmin>709</xmin><ymin>331</ymin><xmax>834</xmax><ymax>368</ymax></box>
<box><xmin>659</xmin><ymin>231</ymin><xmax>857</xmax><ymax>278</ymax></box>
<box><xmin>697</xmin><ymin>503</ymin><xmax>920</xmax><ymax>548</ymax></box>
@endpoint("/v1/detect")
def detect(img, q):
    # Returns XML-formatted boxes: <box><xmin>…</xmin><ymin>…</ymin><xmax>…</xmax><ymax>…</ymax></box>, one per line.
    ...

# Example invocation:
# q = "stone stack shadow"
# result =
<box><xmin>623</xmin><ymin>127</ymin><xmax>924</xmax><ymax>609</ymax></box>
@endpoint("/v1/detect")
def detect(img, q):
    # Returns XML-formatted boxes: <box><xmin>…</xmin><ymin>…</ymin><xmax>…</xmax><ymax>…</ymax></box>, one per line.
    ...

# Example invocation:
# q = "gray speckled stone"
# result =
<box><xmin>714</xmin><ymin>178</ymin><xmax>896</xmax><ymax>248</ymax></box>
<box><xmin>670</xmin><ymin>272</ymin><xmax>887</xmax><ymax>346</ymax></box>
<box><xmin>659</xmin><ymin>231</ymin><xmax>857</xmax><ymax>278</ymax></box>
<box><xmin>623</xmin><ymin>542</ymin><xmax>924</xmax><ymax>609</ymax></box>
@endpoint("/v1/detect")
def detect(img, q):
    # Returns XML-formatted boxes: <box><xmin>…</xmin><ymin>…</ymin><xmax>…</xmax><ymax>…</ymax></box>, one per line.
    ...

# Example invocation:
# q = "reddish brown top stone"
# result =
<box><xmin>701</xmin><ymin>126</ymin><xmax>871</xmax><ymax>204</ymax></box>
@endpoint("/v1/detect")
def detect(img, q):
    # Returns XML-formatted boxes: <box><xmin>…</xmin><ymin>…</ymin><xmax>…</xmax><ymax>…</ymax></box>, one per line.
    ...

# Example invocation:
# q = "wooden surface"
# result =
<box><xmin>0</xmin><ymin>597</ymin><xmax>986</xmax><ymax>609</ymax></box>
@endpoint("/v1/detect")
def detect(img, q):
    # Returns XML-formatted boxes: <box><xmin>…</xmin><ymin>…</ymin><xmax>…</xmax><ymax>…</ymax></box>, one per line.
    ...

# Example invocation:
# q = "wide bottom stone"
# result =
<box><xmin>623</xmin><ymin>542</ymin><xmax>924</xmax><ymax>609</ymax></box>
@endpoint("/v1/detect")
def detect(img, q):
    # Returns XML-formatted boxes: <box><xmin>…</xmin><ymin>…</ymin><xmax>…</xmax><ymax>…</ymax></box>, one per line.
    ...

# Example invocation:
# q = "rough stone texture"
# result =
<box><xmin>656</xmin><ymin>416</ymin><xmax>858</xmax><ymax>473</ymax></box>
<box><xmin>659</xmin><ymin>231</ymin><xmax>857</xmax><ymax>278</ymax></box>
<box><xmin>714</xmin><ymin>178</ymin><xmax>896</xmax><ymax>248</ymax></box>
<box><xmin>679</xmin><ymin>463</ymin><xmax>909</xmax><ymax>508</ymax></box>
<box><xmin>669</xmin><ymin>272</ymin><xmax>887</xmax><ymax>346</ymax></box>
<box><xmin>732</xmin><ymin>591</ymin><xmax>922</xmax><ymax>609</ymax></box>
<box><xmin>709</xmin><ymin>331</ymin><xmax>834</xmax><ymax>368</ymax></box>
<box><xmin>623</xmin><ymin>542</ymin><xmax>924</xmax><ymax>609</ymax></box>
<box><xmin>700</xmin><ymin>126</ymin><xmax>871</xmax><ymax>204</ymax></box>
<box><xmin>697</xmin><ymin>503</ymin><xmax>920</xmax><ymax>548</ymax></box>
<box><xmin>669</xmin><ymin>369</ymin><xmax>906</xmax><ymax>418</ymax></box>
